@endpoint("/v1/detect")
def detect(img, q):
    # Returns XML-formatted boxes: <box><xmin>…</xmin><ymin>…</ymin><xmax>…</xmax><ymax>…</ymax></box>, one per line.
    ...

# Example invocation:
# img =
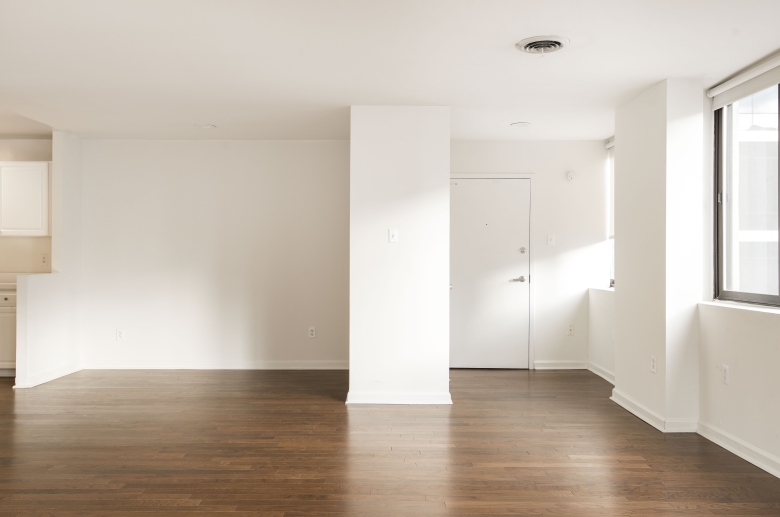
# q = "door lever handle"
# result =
<box><xmin>511</xmin><ymin>276</ymin><xmax>526</xmax><ymax>282</ymax></box>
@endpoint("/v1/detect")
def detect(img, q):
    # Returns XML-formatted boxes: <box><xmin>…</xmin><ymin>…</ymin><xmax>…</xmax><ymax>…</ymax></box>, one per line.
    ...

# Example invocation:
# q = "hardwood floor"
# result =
<box><xmin>0</xmin><ymin>369</ymin><xmax>778</xmax><ymax>516</ymax></box>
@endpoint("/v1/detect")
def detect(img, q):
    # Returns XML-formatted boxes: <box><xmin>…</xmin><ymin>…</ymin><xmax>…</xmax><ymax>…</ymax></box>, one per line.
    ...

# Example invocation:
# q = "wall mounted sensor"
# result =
<box><xmin>566</xmin><ymin>171</ymin><xmax>575</xmax><ymax>181</ymax></box>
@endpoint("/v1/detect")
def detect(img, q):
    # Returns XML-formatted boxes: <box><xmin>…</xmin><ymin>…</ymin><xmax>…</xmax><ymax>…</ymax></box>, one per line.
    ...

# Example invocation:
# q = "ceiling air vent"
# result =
<box><xmin>515</xmin><ymin>36</ymin><xmax>569</xmax><ymax>55</ymax></box>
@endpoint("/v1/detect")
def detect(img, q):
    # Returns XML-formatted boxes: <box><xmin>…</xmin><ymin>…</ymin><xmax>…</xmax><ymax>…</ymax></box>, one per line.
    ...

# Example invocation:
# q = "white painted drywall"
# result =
<box><xmin>79</xmin><ymin>140</ymin><xmax>349</xmax><ymax>369</ymax></box>
<box><xmin>612</xmin><ymin>79</ymin><xmax>702</xmax><ymax>431</ymax></box>
<box><xmin>698</xmin><ymin>302</ymin><xmax>780</xmax><ymax>477</ymax></box>
<box><xmin>451</xmin><ymin>141</ymin><xmax>610</xmax><ymax>368</ymax></box>
<box><xmin>664</xmin><ymin>79</ymin><xmax>703</xmax><ymax>426</ymax></box>
<box><xmin>15</xmin><ymin>132</ymin><xmax>82</xmax><ymax>388</ymax></box>
<box><xmin>588</xmin><ymin>287</ymin><xmax>615</xmax><ymax>383</ymax></box>
<box><xmin>348</xmin><ymin>106</ymin><xmax>451</xmax><ymax>404</ymax></box>
<box><xmin>0</xmin><ymin>139</ymin><xmax>52</xmax><ymax>162</ymax></box>
<box><xmin>0</xmin><ymin>237</ymin><xmax>51</xmax><ymax>274</ymax></box>
<box><xmin>613</xmin><ymin>81</ymin><xmax>668</xmax><ymax>418</ymax></box>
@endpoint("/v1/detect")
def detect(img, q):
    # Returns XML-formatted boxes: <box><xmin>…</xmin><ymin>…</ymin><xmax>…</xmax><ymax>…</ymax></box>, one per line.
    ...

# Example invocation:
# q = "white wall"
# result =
<box><xmin>694</xmin><ymin>74</ymin><xmax>780</xmax><ymax>479</ymax></box>
<box><xmin>0</xmin><ymin>139</ymin><xmax>52</xmax><ymax>161</ymax></box>
<box><xmin>48</xmin><ymin>137</ymin><xmax>605</xmax><ymax>380</ymax></box>
<box><xmin>588</xmin><ymin>287</ymin><xmax>614</xmax><ymax>383</ymax></box>
<box><xmin>15</xmin><ymin>132</ymin><xmax>82</xmax><ymax>388</ymax></box>
<box><xmin>698</xmin><ymin>303</ymin><xmax>780</xmax><ymax>477</ymax></box>
<box><xmin>664</xmin><ymin>79</ymin><xmax>703</xmax><ymax>425</ymax></box>
<box><xmin>79</xmin><ymin>140</ymin><xmax>349</xmax><ymax>369</ymax></box>
<box><xmin>0</xmin><ymin>238</ymin><xmax>52</xmax><ymax>274</ymax></box>
<box><xmin>348</xmin><ymin>106</ymin><xmax>451</xmax><ymax>404</ymax></box>
<box><xmin>613</xmin><ymin>81</ymin><xmax>668</xmax><ymax>418</ymax></box>
<box><xmin>451</xmin><ymin>141</ymin><xmax>610</xmax><ymax>368</ymax></box>
<box><xmin>612</xmin><ymin>79</ymin><xmax>703</xmax><ymax>432</ymax></box>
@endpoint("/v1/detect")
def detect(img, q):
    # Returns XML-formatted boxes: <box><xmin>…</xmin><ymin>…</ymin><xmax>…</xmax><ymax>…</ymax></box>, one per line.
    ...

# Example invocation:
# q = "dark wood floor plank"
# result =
<box><xmin>0</xmin><ymin>369</ymin><xmax>778</xmax><ymax>515</ymax></box>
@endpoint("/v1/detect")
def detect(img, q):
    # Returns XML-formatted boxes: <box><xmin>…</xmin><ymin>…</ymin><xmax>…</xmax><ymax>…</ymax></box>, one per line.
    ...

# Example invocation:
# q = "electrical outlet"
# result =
<box><xmin>308</xmin><ymin>327</ymin><xmax>316</xmax><ymax>338</ymax></box>
<box><xmin>722</xmin><ymin>364</ymin><xmax>729</xmax><ymax>385</ymax></box>
<box><xmin>116</xmin><ymin>329</ymin><xmax>126</xmax><ymax>341</ymax></box>
<box><xmin>650</xmin><ymin>355</ymin><xmax>657</xmax><ymax>373</ymax></box>
<box><xmin>567</xmin><ymin>324</ymin><xmax>574</xmax><ymax>336</ymax></box>
<box><xmin>547</xmin><ymin>234</ymin><xmax>556</xmax><ymax>245</ymax></box>
<box><xmin>41</xmin><ymin>254</ymin><xmax>49</xmax><ymax>265</ymax></box>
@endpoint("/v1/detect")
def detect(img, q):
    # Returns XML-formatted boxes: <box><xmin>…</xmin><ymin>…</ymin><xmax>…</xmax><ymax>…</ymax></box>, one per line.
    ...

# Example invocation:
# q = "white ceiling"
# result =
<box><xmin>1</xmin><ymin>0</ymin><xmax>779</xmax><ymax>140</ymax></box>
<box><xmin>0</xmin><ymin>110</ymin><xmax>51</xmax><ymax>138</ymax></box>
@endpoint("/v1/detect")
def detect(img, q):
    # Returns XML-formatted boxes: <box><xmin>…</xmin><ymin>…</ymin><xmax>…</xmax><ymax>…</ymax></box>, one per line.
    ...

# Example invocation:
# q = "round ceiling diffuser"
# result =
<box><xmin>515</xmin><ymin>36</ymin><xmax>569</xmax><ymax>55</ymax></box>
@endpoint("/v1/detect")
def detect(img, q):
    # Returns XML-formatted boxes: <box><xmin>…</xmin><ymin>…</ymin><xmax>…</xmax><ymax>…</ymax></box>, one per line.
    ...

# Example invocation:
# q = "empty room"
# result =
<box><xmin>1</xmin><ymin>0</ymin><xmax>780</xmax><ymax>515</ymax></box>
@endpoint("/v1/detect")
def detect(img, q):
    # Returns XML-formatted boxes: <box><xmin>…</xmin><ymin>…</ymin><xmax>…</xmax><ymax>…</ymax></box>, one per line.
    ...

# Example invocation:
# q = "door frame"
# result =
<box><xmin>450</xmin><ymin>173</ymin><xmax>536</xmax><ymax>370</ymax></box>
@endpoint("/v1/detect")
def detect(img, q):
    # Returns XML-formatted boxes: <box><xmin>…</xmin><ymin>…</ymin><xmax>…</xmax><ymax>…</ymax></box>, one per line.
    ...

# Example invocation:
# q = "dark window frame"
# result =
<box><xmin>714</xmin><ymin>87</ymin><xmax>780</xmax><ymax>307</ymax></box>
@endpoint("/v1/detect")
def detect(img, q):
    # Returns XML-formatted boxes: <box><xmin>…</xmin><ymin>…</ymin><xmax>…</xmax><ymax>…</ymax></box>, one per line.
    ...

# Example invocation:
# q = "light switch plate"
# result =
<box><xmin>547</xmin><ymin>234</ymin><xmax>556</xmax><ymax>245</ymax></box>
<box><xmin>388</xmin><ymin>228</ymin><xmax>399</xmax><ymax>243</ymax></box>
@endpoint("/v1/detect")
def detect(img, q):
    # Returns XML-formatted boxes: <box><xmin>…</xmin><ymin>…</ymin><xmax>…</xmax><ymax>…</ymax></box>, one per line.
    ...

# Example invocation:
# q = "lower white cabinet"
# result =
<box><xmin>0</xmin><ymin>162</ymin><xmax>50</xmax><ymax>237</ymax></box>
<box><xmin>0</xmin><ymin>307</ymin><xmax>15</xmax><ymax>370</ymax></box>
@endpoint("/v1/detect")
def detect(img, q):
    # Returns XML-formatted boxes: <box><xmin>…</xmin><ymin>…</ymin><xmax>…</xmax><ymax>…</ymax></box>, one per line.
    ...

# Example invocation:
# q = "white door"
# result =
<box><xmin>450</xmin><ymin>178</ymin><xmax>530</xmax><ymax>368</ymax></box>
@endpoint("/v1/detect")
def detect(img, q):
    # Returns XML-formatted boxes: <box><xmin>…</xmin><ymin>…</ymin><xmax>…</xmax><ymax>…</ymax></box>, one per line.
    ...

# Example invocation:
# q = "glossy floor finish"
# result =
<box><xmin>0</xmin><ymin>370</ymin><xmax>779</xmax><ymax>516</ymax></box>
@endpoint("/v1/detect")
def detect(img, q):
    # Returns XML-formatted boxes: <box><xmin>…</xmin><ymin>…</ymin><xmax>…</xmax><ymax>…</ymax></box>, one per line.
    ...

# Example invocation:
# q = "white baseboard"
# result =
<box><xmin>610</xmin><ymin>388</ymin><xmax>696</xmax><ymax>433</ymax></box>
<box><xmin>346</xmin><ymin>391</ymin><xmax>453</xmax><ymax>405</ymax></box>
<box><xmin>587</xmin><ymin>362</ymin><xmax>615</xmax><ymax>384</ymax></box>
<box><xmin>664</xmin><ymin>417</ymin><xmax>699</xmax><ymax>433</ymax></box>
<box><xmin>611</xmin><ymin>388</ymin><xmax>665</xmax><ymax>432</ymax></box>
<box><xmin>14</xmin><ymin>361</ymin><xmax>82</xmax><ymax>389</ymax></box>
<box><xmin>81</xmin><ymin>360</ymin><xmax>349</xmax><ymax>370</ymax></box>
<box><xmin>698</xmin><ymin>422</ymin><xmax>780</xmax><ymax>479</ymax></box>
<box><xmin>534</xmin><ymin>360</ymin><xmax>588</xmax><ymax>370</ymax></box>
<box><xmin>0</xmin><ymin>361</ymin><xmax>15</xmax><ymax>369</ymax></box>
<box><xmin>243</xmin><ymin>360</ymin><xmax>349</xmax><ymax>370</ymax></box>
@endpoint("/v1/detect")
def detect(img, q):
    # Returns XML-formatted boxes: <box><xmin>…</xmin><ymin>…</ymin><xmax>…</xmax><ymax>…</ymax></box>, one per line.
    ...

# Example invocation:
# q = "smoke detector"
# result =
<box><xmin>515</xmin><ymin>36</ymin><xmax>569</xmax><ymax>55</ymax></box>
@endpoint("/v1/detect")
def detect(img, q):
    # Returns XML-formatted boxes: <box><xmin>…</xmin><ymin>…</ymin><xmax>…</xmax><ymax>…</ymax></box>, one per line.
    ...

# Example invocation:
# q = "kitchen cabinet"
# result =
<box><xmin>0</xmin><ymin>162</ymin><xmax>49</xmax><ymax>236</ymax></box>
<box><xmin>0</xmin><ymin>307</ymin><xmax>14</xmax><ymax>371</ymax></box>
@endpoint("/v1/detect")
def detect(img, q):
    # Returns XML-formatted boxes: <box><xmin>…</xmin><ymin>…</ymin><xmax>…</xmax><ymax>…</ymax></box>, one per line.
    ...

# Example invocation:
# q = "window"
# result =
<box><xmin>607</xmin><ymin>142</ymin><xmax>615</xmax><ymax>287</ymax></box>
<box><xmin>715</xmin><ymin>84</ymin><xmax>779</xmax><ymax>305</ymax></box>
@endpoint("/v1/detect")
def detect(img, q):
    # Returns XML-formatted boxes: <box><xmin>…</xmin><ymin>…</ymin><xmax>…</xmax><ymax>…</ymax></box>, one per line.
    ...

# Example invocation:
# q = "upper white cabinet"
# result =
<box><xmin>0</xmin><ymin>162</ymin><xmax>49</xmax><ymax>237</ymax></box>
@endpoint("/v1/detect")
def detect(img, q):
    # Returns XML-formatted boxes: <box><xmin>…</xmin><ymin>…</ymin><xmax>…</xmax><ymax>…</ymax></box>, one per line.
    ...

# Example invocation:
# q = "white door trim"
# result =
<box><xmin>449</xmin><ymin>174</ymin><xmax>536</xmax><ymax>370</ymax></box>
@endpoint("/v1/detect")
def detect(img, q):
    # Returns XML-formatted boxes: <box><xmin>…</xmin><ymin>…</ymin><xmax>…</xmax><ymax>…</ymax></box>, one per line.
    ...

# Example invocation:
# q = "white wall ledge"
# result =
<box><xmin>700</xmin><ymin>300</ymin><xmax>780</xmax><ymax>315</ymax></box>
<box><xmin>589</xmin><ymin>286</ymin><xmax>614</xmax><ymax>292</ymax></box>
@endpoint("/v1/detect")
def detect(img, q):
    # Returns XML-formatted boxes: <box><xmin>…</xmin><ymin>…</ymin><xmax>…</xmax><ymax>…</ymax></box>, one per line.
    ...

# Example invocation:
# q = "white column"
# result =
<box><xmin>664</xmin><ymin>79</ymin><xmax>703</xmax><ymax>428</ymax></box>
<box><xmin>347</xmin><ymin>106</ymin><xmax>452</xmax><ymax>404</ymax></box>
<box><xmin>612</xmin><ymin>79</ymin><xmax>703</xmax><ymax>430</ymax></box>
<box><xmin>15</xmin><ymin>132</ymin><xmax>83</xmax><ymax>388</ymax></box>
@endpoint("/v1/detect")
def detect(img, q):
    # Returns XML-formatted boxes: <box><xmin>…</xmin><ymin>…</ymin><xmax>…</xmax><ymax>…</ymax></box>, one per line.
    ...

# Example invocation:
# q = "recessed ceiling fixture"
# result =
<box><xmin>195</xmin><ymin>123</ymin><xmax>217</xmax><ymax>129</ymax></box>
<box><xmin>515</xmin><ymin>36</ymin><xmax>569</xmax><ymax>55</ymax></box>
<box><xmin>510</xmin><ymin>121</ymin><xmax>531</xmax><ymax>127</ymax></box>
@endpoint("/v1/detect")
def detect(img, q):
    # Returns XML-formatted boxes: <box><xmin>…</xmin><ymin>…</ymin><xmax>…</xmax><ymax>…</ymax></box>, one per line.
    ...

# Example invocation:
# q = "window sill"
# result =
<box><xmin>589</xmin><ymin>286</ymin><xmax>614</xmax><ymax>293</ymax></box>
<box><xmin>700</xmin><ymin>300</ymin><xmax>780</xmax><ymax>315</ymax></box>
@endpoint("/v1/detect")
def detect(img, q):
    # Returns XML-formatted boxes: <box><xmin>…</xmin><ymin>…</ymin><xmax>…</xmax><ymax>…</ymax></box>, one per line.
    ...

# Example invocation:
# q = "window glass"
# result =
<box><xmin>721</xmin><ymin>84</ymin><xmax>779</xmax><ymax>296</ymax></box>
<box><xmin>607</xmin><ymin>146</ymin><xmax>615</xmax><ymax>287</ymax></box>
<box><xmin>608</xmin><ymin>147</ymin><xmax>615</xmax><ymax>239</ymax></box>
